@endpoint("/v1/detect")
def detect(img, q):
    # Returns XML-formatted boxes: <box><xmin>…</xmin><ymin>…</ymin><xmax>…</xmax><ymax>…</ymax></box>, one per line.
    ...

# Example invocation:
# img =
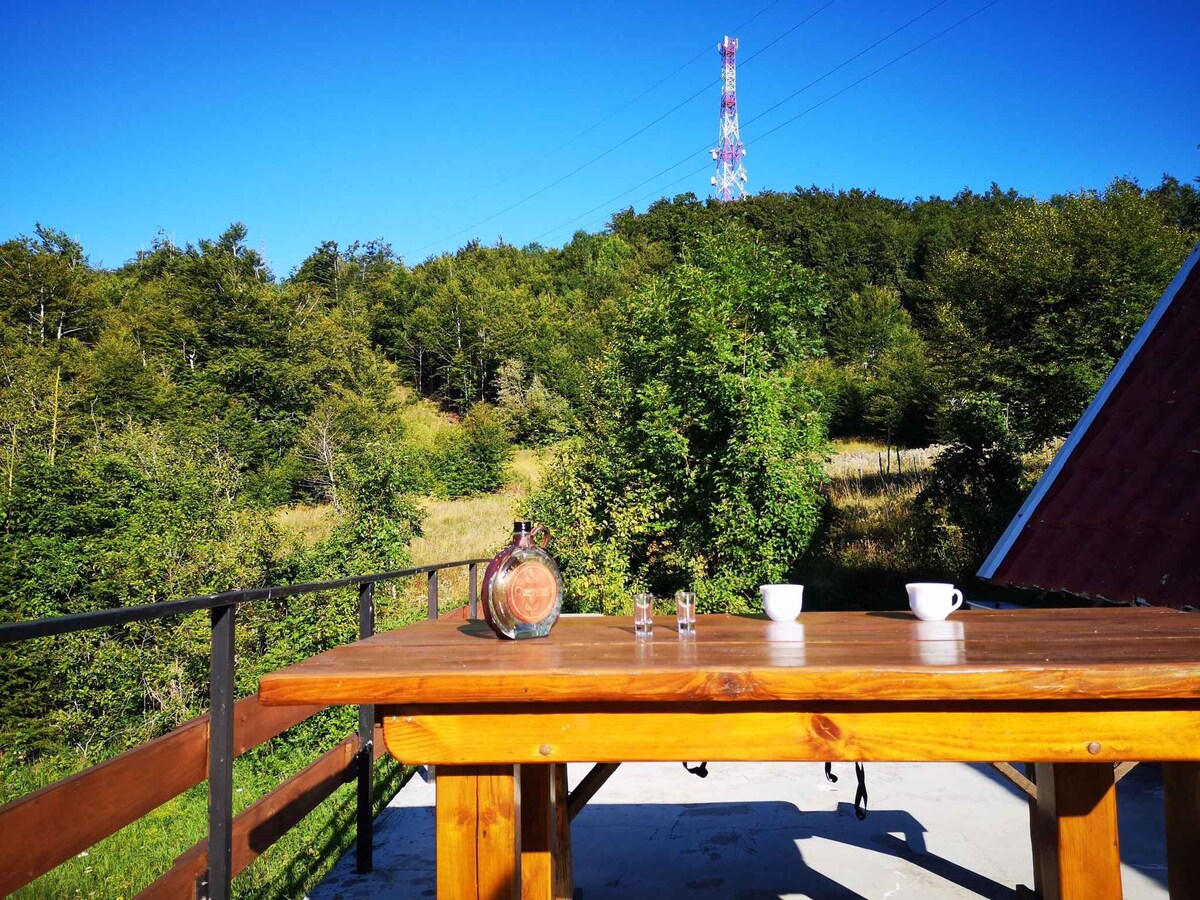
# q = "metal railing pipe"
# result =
<box><xmin>355</xmin><ymin>581</ymin><xmax>376</xmax><ymax>875</ymax></box>
<box><xmin>204</xmin><ymin>603</ymin><xmax>237</xmax><ymax>900</ymax></box>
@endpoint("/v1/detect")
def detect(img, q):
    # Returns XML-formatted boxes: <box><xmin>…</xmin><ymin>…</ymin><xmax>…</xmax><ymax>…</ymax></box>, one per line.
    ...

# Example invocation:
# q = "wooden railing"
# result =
<box><xmin>0</xmin><ymin>558</ymin><xmax>488</xmax><ymax>899</ymax></box>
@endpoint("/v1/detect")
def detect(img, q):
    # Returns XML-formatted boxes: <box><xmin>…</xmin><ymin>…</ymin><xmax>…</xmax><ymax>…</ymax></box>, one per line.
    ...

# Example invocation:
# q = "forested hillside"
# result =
<box><xmin>1</xmin><ymin>173</ymin><xmax>1196</xmax><ymax>896</ymax></box>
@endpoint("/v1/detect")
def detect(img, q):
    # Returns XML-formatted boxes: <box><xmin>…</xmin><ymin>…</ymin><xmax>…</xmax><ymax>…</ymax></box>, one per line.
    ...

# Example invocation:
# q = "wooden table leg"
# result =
<box><xmin>1164</xmin><ymin>762</ymin><xmax>1200</xmax><ymax>899</ymax></box>
<box><xmin>521</xmin><ymin>765</ymin><xmax>554</xmax><ymax>900</ymax></box>
<box><xmin>437</xmin><ymin>765</ymin><xmax>520</xmax><ymax>900</ymax></box>
<box><xmin>553</xmin><ymin>764</ymin><xmax>573</xmax><ymax>900</ymax></box>
<box><xmin>1033</xmin><ymin>763</ymin><xmax>1121</xmax><ymax>900</ymax></box>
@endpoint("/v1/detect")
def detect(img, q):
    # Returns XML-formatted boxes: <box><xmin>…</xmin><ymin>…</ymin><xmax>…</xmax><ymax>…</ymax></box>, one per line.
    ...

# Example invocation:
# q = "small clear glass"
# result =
<box><xmin>675</xmin><ymin>591</ymin><xmax>696</xmax><ymax>636</ymax></box>
<box><xmin>633</xmin><ymin>593</ymin><xmax>654</xmax><ymax>638</ymax></box>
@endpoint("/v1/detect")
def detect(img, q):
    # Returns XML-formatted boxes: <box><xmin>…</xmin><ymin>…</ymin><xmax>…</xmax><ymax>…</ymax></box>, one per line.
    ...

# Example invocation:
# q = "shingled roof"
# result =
<box><xmin>978</xmin><ymin>242</ymin><xmax>1200</xmax><ymax>608</ymax></box>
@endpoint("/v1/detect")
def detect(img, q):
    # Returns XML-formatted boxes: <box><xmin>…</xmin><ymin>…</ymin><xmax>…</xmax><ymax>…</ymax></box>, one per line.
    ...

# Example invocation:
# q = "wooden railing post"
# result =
<box><xmin>204</xmin><ymin>603</ymin><xmax>236</xmax><ymax>900</ymax></box>
<box><xmin>356</xmin><ymin>581</ymin><xmax>376</xmax><ymax>875</ymax></box>
<box><xmin>427</xmin><ymin>569</ymin><xmax>439</xmax><ymax>620</ymax></box>
<box><xmin>468</xmin><ymin>563</ymin><xmax>479</xmax><ymax>619</ymax></box>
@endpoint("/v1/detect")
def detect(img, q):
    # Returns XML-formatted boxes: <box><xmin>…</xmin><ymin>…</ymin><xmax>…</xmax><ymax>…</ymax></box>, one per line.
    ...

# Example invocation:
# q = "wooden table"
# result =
<box><xmin>259</xmin><ymin>608</ymin><xmax>1200</xmax><ymax>900</ymax></box>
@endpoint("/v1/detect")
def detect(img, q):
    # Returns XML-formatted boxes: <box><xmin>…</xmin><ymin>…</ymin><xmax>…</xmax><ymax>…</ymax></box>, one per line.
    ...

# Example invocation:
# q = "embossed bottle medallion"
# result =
<box><xmin>481</xmin><ymin>522</ymin><xmax>563</xmax><ymax>639</ymax></box>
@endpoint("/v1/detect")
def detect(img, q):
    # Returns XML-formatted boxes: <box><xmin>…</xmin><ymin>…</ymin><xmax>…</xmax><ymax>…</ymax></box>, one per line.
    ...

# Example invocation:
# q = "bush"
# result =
<box><xmin>431</xmin><ymin>403</ymin><xmax>513</xmax><ymax>497</ymax></box>
<box><xmin>912</xmin><ymin>394</ymin><xmax>1024</xmax><ymax>577</ymax></box>
<box><xmin>495</xmin><ymin>358</ymin><xmax>572</xmax><ymax>445</ymax></box>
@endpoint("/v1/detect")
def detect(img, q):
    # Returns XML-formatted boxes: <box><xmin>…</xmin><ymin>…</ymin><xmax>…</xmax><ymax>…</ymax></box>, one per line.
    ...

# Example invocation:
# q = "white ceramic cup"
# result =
<box><xmin>905</xmin><ymin>582</ymin><xmax>963</xmax><ymax>621</ymax></box>
<box><xmin>760</xmin><ymin>584</ymin><xmax>804</xmax><ymax>621</ymax></box>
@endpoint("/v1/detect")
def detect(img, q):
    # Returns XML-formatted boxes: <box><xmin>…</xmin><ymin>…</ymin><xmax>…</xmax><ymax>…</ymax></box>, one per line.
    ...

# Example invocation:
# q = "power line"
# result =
<box><xmin>741</xmin><ymin>0</ymin><xmax>952</xmax><ymax>130</ymax></box>
<box><xmin>533</xmin><ymin>0</ymin><xmax>959</xmax><ymax>242</ymax></box>
<box><xmin>750</xmin><ymin>0</ymin><xmax>1002</xmax><ymax>143</ymax></box>
<box><xmin>535</xmin><ymin>0</ymin><xmax>1003</xmax><ymax>244</ymax></box>
<box><xmin>525</xmin><ymin>0</ymin><xmax>789</xmax><ymax>171</ymax></box>
<box><xmin>404</xmin><ymin>0</ymin><xmax>836</xmax><ymax>259</ymax></box>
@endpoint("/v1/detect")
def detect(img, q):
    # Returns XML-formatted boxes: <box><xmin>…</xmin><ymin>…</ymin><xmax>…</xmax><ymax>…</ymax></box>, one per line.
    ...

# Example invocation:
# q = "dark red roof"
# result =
<box><xmin>979</xmin><ymin>244</ymin><xmax>1200</xmax><ymax>608</ymax></box>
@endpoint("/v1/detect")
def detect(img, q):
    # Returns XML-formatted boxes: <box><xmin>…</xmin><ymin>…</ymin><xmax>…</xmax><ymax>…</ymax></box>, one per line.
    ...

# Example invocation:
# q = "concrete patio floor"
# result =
<box><xmin>312</xmin><ymin>760</ymin><xmax>1169</xmax><ymax>899</ymax></box>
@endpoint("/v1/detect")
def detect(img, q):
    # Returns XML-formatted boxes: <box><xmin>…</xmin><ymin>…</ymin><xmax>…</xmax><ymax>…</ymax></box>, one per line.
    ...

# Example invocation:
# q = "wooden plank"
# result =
<box><xmin>552</xmin><ymin>765</ymin><xmax>572</xmax><ymax>900</ymax></box>
<box><xmin>567</xmin><ymin>763</ymin><xmax>621</xmax><ymax>822</ymax></box>
<box><xmin>1033</xmin><ymin>763</ymin><xmax>1121</xmax><ymax>900</ymax></box>
<box><xmin>0</xmin><ymin>695</ymin><xmax>323</xmax><ymax>896</ymax></box>
<box><xmin>139</xmin><ymin>735</ymin><xmax>360</xmax><ymax>898</ymax></box>
<box><xmin>1023</xmin><ymin>763</ymin><xmax>1043</xmax><ymax>898</ymax></box>
<box><xmin>1113</xmin><ymin>760</ymin><xmax>1139</xmax><ymax>782</ymax></box>
<box><xmin>234</xmin><ymin>694</ymin><xmax>325</xmax><ymax>755</ymax></box>
<box><xmin>476</xmin><ymin>765</ymin><xmax>519</xmax><ymax>900</ymax></box>
<box><xmin>1163</xmin><ymin>762</ymin><xmax>1200</xmax><ymax>899</ymax></box>
<box><xmin>520</xmin><ymin>765</ymin><xmax>554</xmax><ymax>900</ymax></box>
<box><xmin>260</xmin><ymin>612</ymin><xmax>1200</xmax><ymax>707</ymax></box>
<box><xmin>437</xmin><ymin>767</ymin><xmax>480</xmax><ymax>899</ymax></box>
<box><xmin>383</xmin><ymin>705</ymin><xmax>1200</xmax><ymax>765</ymax></box>
<box><xmin>991</xmin><ymin>762</ymin><xmax>1037</xmax><ymax>801</ymax></box>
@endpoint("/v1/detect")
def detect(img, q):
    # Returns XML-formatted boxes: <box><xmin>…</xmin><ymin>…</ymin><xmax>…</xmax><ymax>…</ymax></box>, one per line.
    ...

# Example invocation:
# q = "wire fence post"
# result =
<box><xmin>355</xmin><ymin>581</ymin><xmax>376</xmax><ymax>874</ymax></box>
<box><xmin>204</xmin><ymin>603</ymin><xmax>236</xmax><ymax>900</ymax></box>
<box><xmin>468</xmin><ymin>563</ymin><xmax>478</xmax><ymax>619</ymax></box>
<box><xmin>427</xmin><ymin>570</ymin><xmax>439</xmax><ymax>620</ymax></box>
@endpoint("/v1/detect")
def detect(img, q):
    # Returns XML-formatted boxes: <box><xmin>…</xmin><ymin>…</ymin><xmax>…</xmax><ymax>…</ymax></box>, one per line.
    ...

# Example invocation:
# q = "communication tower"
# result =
<box><xmin>711</xmin><ymin>35</ymin><xmax>748</xmax><ymax>202</ymax></box>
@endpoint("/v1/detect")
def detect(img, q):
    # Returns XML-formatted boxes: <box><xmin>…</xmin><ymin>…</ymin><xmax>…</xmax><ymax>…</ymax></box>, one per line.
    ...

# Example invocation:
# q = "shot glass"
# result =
<box><xmin>675</xmin><ymin>591</ymin><xmax>696</xmax><ymax>636</ymax></box>
<box><xmin>633</xmin><ymin>593</ymin><xmax>654</xmax><ymax>638</ymax></box>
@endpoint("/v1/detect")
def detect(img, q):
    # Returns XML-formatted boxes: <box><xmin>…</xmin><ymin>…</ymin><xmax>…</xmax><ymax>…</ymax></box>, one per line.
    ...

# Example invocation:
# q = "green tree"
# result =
<box><xmin>530</xmin><ymin>223</ymin><xmax>829</xmax><ymax>612</ymax></box>
<box><xmin>926</xmin><ymin>179</ymin><xmax>1195</xmax><ymax>445</ymax></box>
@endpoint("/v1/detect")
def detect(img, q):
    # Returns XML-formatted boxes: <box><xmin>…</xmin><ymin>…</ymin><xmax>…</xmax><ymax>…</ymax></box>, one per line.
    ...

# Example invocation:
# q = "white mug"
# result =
<box><xmin>905</xmin><ymin>582</ymin><xmax>963</xmax><ymax>621</ymax></box>
<box><xmin>760</xmin><ymin>584</ymin><xmax>804</xmax><ymax>621</ymax></box>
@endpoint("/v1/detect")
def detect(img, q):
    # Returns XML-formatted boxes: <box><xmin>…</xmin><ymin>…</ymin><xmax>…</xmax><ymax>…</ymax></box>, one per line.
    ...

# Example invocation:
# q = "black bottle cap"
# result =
<box><xmin>513</xmin><ymin>521</ymin><xmax>532</xmax><ymax>533</ymax></box>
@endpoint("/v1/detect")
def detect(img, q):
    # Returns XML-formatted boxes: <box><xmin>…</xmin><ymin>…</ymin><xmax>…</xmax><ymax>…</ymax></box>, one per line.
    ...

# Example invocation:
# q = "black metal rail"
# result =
<box><xmin>0</xmin><ymin>557</ymin><xmax>488</xmax><ymax>900</ymax></box>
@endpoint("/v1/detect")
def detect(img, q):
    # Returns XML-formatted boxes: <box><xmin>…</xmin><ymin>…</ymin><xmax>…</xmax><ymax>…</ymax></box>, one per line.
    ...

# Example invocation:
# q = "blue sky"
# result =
<box><xmin>1</xmin><ymin>0</ymin><xmax>1196</xmax><ymax>274</ymax></box>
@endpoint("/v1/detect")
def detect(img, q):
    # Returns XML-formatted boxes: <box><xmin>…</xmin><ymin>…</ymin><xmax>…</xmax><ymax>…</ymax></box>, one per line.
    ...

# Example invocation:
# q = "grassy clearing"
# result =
<box><xmin>802</xmin><ymin>440</ymin><xmax>936</xmax><ymax>611</ymax></box>
<box><xmin>389</xmin><ymin>446</ymin><xmax>553</xmax><ymax>618</ymax></box>
<box><xmin>273</xmin><ymin>503</ymin><xmax>341</xmax><ymax>550</ymax></box>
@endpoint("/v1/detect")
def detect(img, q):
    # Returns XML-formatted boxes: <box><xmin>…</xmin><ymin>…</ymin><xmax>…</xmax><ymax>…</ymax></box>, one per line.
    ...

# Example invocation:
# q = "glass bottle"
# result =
<box><xmin>481</xmin><ymin>521</ymin><xmax>564</xmax><ymax>639</ymax></box>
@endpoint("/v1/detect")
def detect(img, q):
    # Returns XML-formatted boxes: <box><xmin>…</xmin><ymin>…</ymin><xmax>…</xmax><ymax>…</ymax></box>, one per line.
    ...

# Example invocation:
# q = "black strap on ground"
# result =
<box><xmin>854</xmin><ymin>762</ymin><xmax>868</xmax><ymax>820</ymax></box>
<box><xmin>682</xmin><ymin>761</ymin><xmax>709</xmax><ymax>778</ymax></box>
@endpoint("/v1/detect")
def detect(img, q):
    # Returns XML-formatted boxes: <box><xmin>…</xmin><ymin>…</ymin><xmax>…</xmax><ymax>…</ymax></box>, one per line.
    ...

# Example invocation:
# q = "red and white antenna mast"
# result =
<box><xmin>711</xmin><ymin>36</ymin><xmax>748</xmax><ymax>202</ymax></box>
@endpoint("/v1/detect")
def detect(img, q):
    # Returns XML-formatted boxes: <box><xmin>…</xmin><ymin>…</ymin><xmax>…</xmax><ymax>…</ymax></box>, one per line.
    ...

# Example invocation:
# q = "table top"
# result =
<box><xmin>257</xmin><ymin>608</ymin><xmax>1200</xmax><ymax>706</ymax></box>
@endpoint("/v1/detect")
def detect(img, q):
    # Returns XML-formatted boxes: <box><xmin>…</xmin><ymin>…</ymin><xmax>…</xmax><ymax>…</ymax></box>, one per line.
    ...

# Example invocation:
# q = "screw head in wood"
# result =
<box><xmin>1087</xmin><ymin>741</ymin><xmax>1102</xmax><ymax>755</ymax></box>
<box><xmin>538</xmin><ymin>743</ymin><xmax>552</xmax><ymax>757</ymax></box>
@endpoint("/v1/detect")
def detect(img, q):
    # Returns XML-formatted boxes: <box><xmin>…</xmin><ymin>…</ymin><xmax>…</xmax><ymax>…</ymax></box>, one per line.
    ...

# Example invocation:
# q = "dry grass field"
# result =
<box><xmin>803</xmin><ymin>440</ymin><xmax>939</xmax><ymax>610</ymax></box>
<box><xmin>402</xmin><ymin>447</ymin><xmax>547</xmax><ymax>610</ymax></box>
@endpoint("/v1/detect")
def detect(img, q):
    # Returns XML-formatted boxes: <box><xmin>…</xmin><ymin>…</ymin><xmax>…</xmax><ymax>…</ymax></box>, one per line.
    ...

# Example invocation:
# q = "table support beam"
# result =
<box><xmin>1033</xmin><ymin>763</ymin><xmax>1121</xmax><ymax>900</ymax></box>
<box><xmin>1164</xmin><ymin>762</ymin><xmax>1200</xmax><ymax>899</ymax></box>
<box><xmin>520</xmin><ymin>765</ymin><xmax>554</xmax><ymax>900</ymax></box>
<box><xmin>553</xmin><ymin>764</ymin><xmax>573</xmax><ymax>900</ymax></box>
<box><xmin>436</xmin><ymin>765</ymin><xmax>520</xmax><ymax>900</ymax></box>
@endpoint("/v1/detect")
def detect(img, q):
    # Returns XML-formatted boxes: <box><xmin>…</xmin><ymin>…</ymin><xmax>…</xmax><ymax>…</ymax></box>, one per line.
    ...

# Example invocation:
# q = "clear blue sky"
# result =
<box><xmin>1</xmin><ymin>0</ymin><xmax>1196</xmax><ymax>274</ymax></box>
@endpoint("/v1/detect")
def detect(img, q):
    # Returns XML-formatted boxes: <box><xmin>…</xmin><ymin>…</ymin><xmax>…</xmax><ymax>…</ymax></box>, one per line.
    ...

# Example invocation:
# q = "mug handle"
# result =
<box><xmin>950</xmin><ymin>589</ymin><xmax>963</xmax><ymax>612</ymax></box>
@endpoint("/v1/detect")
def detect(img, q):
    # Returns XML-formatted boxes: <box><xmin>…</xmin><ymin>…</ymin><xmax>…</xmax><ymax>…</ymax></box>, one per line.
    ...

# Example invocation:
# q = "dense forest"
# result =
<box><xmin>1</xmin><ymin>173</ymin><xmax>1197</xmax><ymax>894</ymax></box>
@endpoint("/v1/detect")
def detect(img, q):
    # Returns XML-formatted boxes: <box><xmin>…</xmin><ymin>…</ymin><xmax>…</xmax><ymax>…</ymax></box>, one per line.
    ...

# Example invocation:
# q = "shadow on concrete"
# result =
<box><xmin>966</xmin><ymin>762</ymin><xmax>1168</xmax><ymax>891</ymax></box>
<box><xmin>572</xmin><ymin>800</ymin><xmax>1017</xmax><ymax>899</ymax></box>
